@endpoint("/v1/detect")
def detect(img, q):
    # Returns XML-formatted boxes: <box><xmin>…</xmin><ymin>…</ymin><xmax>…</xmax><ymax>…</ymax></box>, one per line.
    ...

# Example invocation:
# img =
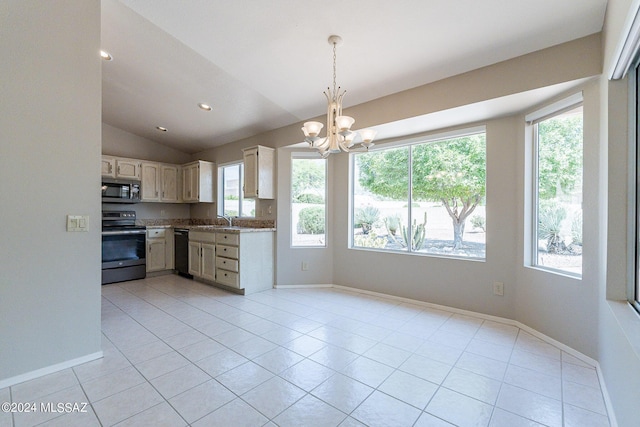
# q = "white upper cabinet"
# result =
<box><xmin>141</xmin><ymin>162</ymin><xmax>161</xmax><ymax>201</ymax></box>
<box><xmin>101</xmin><ymin>156</ymin><xmax>141</xmax><ymax>180</ymax></box>
<box><xmin>115</xmin><ymin>159</ymin><xmax>141</xmax><ymax>179</ymax></box>
<box><xmin>182</xmin><ymin>160</ymin><xmax>215</xmax><ymax>203</ymax></box>
<box><xmin>161</xmin><ymin>165</ymin><xmax>179</xmax><ymax>202</ymax></box>
<box><xmin>243</xmin><ymin>145</ymin><xmax>274</xmax><ymax>199</ymax></box>
<box><xmin>101</xmin><ymin>156</ymin><xmax>116</xmax><ymax>178</ymax></box>
<box><xmin>141</xmin><ymin>162</ymin><xmax>180</xmax><ymax>202</ymax></box>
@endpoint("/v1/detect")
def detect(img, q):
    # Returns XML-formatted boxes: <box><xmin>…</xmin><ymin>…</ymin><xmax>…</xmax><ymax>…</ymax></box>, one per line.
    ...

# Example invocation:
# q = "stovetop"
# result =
<box><xmin>102</xmin><ymin>210</ymin><xmax>145</xmax><ymax>231</ymax></box>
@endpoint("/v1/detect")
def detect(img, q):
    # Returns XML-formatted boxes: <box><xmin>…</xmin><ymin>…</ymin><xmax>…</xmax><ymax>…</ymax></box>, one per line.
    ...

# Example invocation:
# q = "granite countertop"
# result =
<box><xmin>140</xmin><ymin>218</ymin><xmax>275</xmax><ymax>233</ymax></box>
<box><xmin>144</xmin><ymin>224</ymin><xmax>275</xmax><ymax>233</ymax></box>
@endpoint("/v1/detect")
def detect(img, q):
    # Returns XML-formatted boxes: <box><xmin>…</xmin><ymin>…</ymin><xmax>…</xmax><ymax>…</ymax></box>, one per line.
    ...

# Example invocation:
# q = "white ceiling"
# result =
<box><xmin>101</xmin><ymin>0</ymin><xmax>607</xmax><ymax>154</ymax></box>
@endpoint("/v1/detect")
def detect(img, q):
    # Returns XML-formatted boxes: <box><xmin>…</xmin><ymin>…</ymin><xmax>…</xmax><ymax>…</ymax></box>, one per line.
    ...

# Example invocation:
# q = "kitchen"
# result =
<box><xmin>101</xmin><ymin>139</ymin><xmax>276</xmax><ymax>295</ymax></box>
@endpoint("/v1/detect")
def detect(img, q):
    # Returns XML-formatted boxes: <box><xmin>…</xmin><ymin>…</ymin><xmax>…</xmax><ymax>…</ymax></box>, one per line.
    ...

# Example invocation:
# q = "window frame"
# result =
<box><xmin>217</xmin><ymin>161</ymin><xmax>255</xmax><ymax>218</ymax></box>
<box><xmin>633</xmin><ymin>59</ymin><xmax>640</xmax><ymax>312</ymax></box>
<box><xmin>348</xmin><ymin>126</ymin><xmax>487</xmax><ymax>261</ymax></box>
<box><xmin>290</xmin><ymin>152</ymin><xmax>328</xmax><ymax>248</ymax></box>
<box><xmin>526</xmin><ymin>94</ymin><xmax>584</xmax><ymax>279</ymax></box>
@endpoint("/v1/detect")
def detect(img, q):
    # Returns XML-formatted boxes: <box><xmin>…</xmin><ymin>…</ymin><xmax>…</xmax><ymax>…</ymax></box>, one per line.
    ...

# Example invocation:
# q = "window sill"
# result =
<box><xmin>524</xmin><ymin>265</ymin><xmax>582</xmax><ymax>280</ymax></box>
<box><xmin>607</xmin><ymin>300</ymin><xmax>640</xmax><ymax>361</ymax></box>
<box><xmin>349</xmin><ymin>246</ymin><xmax>486</xmax><ymax>262</ymax></box>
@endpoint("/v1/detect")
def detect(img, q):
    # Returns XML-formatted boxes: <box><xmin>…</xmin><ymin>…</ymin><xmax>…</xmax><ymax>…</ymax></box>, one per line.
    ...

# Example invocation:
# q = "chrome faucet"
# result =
<box><xmin>217</xmin><ymin>214</ymin><xmax>233</xmax><ymax>226</ymax></box>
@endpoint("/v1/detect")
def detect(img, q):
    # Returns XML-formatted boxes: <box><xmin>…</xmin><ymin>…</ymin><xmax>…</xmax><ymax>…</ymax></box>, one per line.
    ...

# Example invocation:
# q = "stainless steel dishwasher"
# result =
<box><xmin>174</xmin><ymin>228</ymin><xmax>192</xmax><ymax>278</ymax></box>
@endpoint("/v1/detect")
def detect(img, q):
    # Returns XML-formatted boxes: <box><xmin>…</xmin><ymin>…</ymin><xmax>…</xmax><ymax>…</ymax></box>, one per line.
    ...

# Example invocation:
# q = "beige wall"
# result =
<box><xmin>0</xmin><ymin>1</ymin><xmax>102</xmax><ymax>385</ymax></box>
<box><xmin>102</xmin><ymin>123</ymin><xmax>193</xmax><ymax>164</ymax></box>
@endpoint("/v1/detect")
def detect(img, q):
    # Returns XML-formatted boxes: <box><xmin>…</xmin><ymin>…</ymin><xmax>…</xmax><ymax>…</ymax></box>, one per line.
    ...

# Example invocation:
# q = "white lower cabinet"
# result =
<box><xmin>187</xmin><ymin>229</ymin><xmax>274</xmax><ymax>294</ymax></box>
<box><xmin>188</xmin><ymin>231</ymin><xmax>216</xmax><ymax>281</ymax></box>
<box><xmin>146</xmin><ymin>228</ymin><xmax>174</xmax><ymax>272</ymax></box>
<box><xmin>215</xmin><ymin>231</ymin><xmax>274</xmax><ymax>294</ymax></box>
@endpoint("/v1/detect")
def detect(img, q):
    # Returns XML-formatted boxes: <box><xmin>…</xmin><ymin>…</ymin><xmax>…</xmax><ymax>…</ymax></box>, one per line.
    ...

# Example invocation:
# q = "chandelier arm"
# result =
<box><xmin>316</xmin><ymin>137</ymin><xmax>329</xmax><ymax>149</ymax></box>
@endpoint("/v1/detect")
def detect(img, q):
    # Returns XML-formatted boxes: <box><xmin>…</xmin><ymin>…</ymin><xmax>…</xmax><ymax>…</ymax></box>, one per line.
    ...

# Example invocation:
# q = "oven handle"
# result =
<box><xmin>102</xmin><ymin>230</ymin><xmax>146</xmax><ymax>236</ymax></box>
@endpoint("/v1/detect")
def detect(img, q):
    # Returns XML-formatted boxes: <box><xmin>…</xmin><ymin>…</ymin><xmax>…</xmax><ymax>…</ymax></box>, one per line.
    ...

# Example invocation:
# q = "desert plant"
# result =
<box><xmin>470</xmin><ymin>215</ymin><xmax>486</xmax><ymax>232</ymax></box>
<box><xmin>571</xmin><ymin>211</ymin><xmax>582</xmax><ymax>246</ymax></box>
<box><xmin>355</xmin><ymin>206</ymin><xmax>380</xmax><ymax>235</ymax></box>
<box><xmin>402</xmin><ymin>212</ymin><xmax>427</xmax><ymax>250</ymax></box>
<box><xmin>383</xmin><ymin>214</ymin><xmax>401</xmax><ymax>236</ymax></box>
<box><xmin>538</xmin><ymin>202</ymin><xmax>567</xmax><ymax>253</ymax></box>
<box><xmin>353</xmin><ymin>232</ymin><xmax>387</xmax><ymax>249</ymax></box>
<box><xmin>297</xmin><ymin>206</ymin><xmax>325</xmax><ymax>234</ymax></box>
<box><xmin>388</xmin><ymin>212</ymin><xmax>427</xmax><ymax>250</ymax></box>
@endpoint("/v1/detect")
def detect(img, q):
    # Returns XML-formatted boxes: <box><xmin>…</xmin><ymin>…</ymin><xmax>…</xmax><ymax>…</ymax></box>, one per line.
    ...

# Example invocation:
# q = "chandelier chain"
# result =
<box><xmin>332</xmin><ymin>41</ymin><xmax>337</xmax><ymax>100</ymax></box>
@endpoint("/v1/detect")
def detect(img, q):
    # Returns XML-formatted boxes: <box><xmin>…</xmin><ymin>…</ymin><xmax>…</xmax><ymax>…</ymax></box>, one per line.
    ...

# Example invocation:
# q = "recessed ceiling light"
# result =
<box><xmin>156</xmin><ymin>126</ymin><xmax>168</xmax><ymax>132</ymax></box>
<box><xmin>100</xmin><ymin>50</ymin><xmax>113</xmax><ymax>61</ymax></box>
<box><xmin>198</xmin><ymin>103</ymin><xmax>212</xmax><ymax>111</ymax></box>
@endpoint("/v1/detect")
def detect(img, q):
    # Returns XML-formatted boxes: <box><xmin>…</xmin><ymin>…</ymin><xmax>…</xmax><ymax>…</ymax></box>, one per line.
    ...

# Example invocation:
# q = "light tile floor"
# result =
<box><xmin>1</xmin><ymin>275</ymin><xmax>611</xmax><ymax>427</ymax></box>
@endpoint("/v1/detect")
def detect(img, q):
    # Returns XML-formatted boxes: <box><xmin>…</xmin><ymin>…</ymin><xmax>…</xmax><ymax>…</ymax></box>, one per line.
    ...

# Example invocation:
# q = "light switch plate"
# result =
<box><xmin>67</xmin><ymin>215</ymin><xmax>89</xmax><ymax>232</ymax></box>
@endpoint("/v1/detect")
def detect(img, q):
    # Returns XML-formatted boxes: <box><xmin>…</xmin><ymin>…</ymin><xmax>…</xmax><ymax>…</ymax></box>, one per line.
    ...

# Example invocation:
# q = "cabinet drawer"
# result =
<box><xmin>216</xmin><ymin>244</ymin><xmax>238</xmax><ymax>259</ymax></box>
<box><xmin>216</xmin><ymin>232</ymin><xmax>239</xmax><ymax>245</ymax></box>
<box><xmin>216</xmin><ymin>256</ymin><xmax>239</xmax><ymax>272</ymax></box>
<box><xmin>147</xmin><ymin>228</ymin><xmax>166</xmax><ymax>239</ymax></box>
<box><xmin>216</xmin><ymin>269</ymin><xmax>239</xmax><ymax>288</ymax></box>
<box><xmin>189</xmin><ymin>231</ymin><xmax>216</xmax><ymax>243</ymax></box>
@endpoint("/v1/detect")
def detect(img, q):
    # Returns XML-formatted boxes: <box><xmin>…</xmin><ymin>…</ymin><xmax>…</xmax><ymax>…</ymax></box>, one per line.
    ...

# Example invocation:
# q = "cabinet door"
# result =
<box><xmin>201</xmin><ymin>243</ymin><xmax>216</xmax><ymax>281</ymax></box>
<box><xmin>147</xmin><ymin>239</ymin><xmax>166</xmax><ymax>272</ymax></box>
<box><xmin>161</xmin><ymin>165</ymin><xmax>179</xmax><ymax>202</ymax></box>
<box><xmin>116</xmin><ymin>160</ymin><xmax>140</xmax><ymax>179</ymax></box>
<box><xmin>188</xmin><ymin>241</ymin><xmax>201</xmax><ymax>276</ymax></box>
<box><xmin>243</xmin><ymin>148</ymin><xmax>258</xmax><ymax>198</ymax></box>
<box><xmin>141</xmin><ymin>162</ymin><xmax>161</xmax><ymax>201</ymax></box>
<box><xmin>182</xmin><ymin>164</ymin><xmax>198</xmax><ymax>202</ymax></box>
<box><xmin>101</xmin><ymin>157</ymin><xmax>116</xmax><ymax>178</ymax></box>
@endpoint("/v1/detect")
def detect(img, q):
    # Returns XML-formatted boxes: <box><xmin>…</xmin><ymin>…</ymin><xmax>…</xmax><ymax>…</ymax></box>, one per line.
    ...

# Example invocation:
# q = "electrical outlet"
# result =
<box><xmin>301</xmin><ymin>261</ymin><xmax>309</xmax><ymax>271</ymax></box>
<box><xmin>493</xmin><ymin>281</ymin><xmax>504</xmax><ymax>296</ymax></box>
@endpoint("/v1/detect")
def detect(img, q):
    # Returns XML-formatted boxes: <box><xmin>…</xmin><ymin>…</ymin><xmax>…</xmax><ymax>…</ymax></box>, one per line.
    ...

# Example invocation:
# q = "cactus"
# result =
<box><xmin>403</xmin><ymin>212</ymin><xmax>427</xmax><ymax>250</ymax></box>
<box><xmin>389</xmin><ymin>212</ymin><xmax>427</xmax><ymax>250</ymax></box>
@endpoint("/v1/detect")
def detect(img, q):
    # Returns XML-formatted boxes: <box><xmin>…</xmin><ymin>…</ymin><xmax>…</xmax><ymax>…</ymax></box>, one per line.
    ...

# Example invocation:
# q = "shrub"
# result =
<box><xmin>470</xmin><ymin>215</ymin><xmax>486</xmax><ymax>232</ymax></box>
<box><xmin>383</xmin><ymin>215</ymin><xmax>401</xmax><ymax>236</ymax></box>
<box><xmin>295</xmin><ymin>193</ymin><xmax>324</xmax><ymax>204</ymax></box>
<box><xmin>353</xmin><ymin>232</ymin><xmax>387</xmax><ymax>248</ymax></box>
<box><xmin>571</xmin><ymin>211</ymin><xmax>582</xmax><ymax>246</ymax></box>
<box><xmin>297</xmin><ymin>206</ymin><xmax>325</xmax><ymax>234</ymax></box>
<box><xmin>355</xmin><ymin>206</ymin><xmax>380</xmax><ymax>234</ymax></box>
<box><xmin>539</xmin><ymin>202</ymin><xmax>566</xmax><ymax>253</ymax></box>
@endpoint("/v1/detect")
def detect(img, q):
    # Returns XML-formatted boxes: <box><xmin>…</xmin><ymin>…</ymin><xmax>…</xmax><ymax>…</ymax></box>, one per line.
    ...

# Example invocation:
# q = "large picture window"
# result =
<box><xmin>219</xmin><ymin>163</ymin><xmax>255</xmax><ymax>217</ymax></box>
<box><xmin>351</xmin><ymin>129</ymin><xmax>486</xmax><ymax>259</ymax></box>
<box><xmin>529</xmin><ymin>97</ymin><xmax>583</xmax><ymax>277</ymax></box>
<box><xmin>291</xmin><ymin>154</ymin><xmax>327</xmax><ymax>247</ymax></box>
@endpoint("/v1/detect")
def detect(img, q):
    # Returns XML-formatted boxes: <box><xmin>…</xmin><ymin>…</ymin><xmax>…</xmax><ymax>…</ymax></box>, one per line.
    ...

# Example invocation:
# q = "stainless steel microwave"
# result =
<box><xmin>102</xmin><ymin>179</ymin><xmax>141</xmax><ymax>203</ymax></box>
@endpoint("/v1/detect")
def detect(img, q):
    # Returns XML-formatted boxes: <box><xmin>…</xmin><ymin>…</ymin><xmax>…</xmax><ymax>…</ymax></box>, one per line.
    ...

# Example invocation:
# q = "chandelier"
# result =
<box><xmin>301</xmin><ymin>35</ymin><xmax>376</xmax><ymax>157</ymax></box>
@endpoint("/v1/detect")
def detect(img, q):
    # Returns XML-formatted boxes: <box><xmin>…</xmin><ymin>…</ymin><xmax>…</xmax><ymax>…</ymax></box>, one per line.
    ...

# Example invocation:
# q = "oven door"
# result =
<box><xmin>101</xmin><ymin>230</ymin><xmax>146</xmax><ymax>269</ymax></box>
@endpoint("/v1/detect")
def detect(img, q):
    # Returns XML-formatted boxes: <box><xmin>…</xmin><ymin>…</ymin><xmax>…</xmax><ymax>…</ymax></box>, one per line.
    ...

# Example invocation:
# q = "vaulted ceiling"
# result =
<box><xmin>101</xmin><ymin>0</ymin><xmax>607</xmax><ymax>154</ymax></box>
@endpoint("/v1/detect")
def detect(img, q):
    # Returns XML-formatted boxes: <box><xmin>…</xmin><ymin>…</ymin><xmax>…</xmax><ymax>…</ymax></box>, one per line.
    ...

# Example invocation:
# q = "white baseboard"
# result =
<box><xmin>291</xmin><ymin>283</ymin><xmax>616</xmax><ymax>424</ymax></box>
<box><xmin>0</xmin><ymin>351</ymin><xmax>103</xmax><ymax>389</ymax></box>
<box><xmin>274</xmin><ymin>284</ymin><xmax>334</xmax><ymax>289</ymax></box>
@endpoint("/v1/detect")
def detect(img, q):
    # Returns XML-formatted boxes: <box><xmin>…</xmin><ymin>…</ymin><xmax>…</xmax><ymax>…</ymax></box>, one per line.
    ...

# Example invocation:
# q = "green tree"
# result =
<box><xmin>292</xmin><ymin>158</ymin><xmax>325</xmax><ymax>200</ymax></box>
<box><xmin>357</xmin><ymin>135</ymin><xmax>486</xmax><ymax>249</ymax></box>
<box><xmin>537</xmin><ymin>114</ymin><xmax>583</xmax><ymax>200</ymax></box>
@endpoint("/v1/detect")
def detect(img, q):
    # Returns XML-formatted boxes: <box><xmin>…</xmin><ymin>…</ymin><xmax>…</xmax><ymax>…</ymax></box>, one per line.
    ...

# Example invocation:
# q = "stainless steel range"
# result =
<box><xmin>101</xmin><ymin>210</ymin><xmax>146</xmax><ymax>285</ymax></box>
